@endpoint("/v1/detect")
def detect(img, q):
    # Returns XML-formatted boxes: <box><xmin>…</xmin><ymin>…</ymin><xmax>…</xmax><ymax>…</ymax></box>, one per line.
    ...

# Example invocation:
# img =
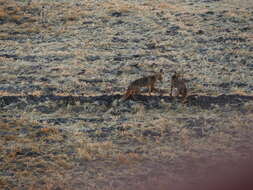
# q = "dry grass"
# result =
<box><xmin>0</xmin><ymin>119</ymin><xmax>71</xmax><ymax>189</ymax></box>
<box><xmin>0</xmin><ymin>0</ymin><xmax>253</xmax><ymax>189</ymax></box>
<box><xmin>1</xmin><ymin>100</ymin><xmax>253</xmax><ymax>189</ymax></box>
<box><xmin>76</xmin><ymin>140</ymin><xmax>114</xmax><ymax>161</ymax></box>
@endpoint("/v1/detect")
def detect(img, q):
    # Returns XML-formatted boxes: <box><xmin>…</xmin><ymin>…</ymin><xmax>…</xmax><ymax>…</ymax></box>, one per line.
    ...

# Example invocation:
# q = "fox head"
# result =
<box><xmin>172</xmin><ymin>71</ymin><xmax>181</xmax><ymax>81</ymax></box>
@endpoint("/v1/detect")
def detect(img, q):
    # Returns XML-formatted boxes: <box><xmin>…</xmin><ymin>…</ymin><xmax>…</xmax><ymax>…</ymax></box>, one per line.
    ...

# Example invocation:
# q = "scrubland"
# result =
<box><xmin>0</xmin><ymin>0</ymin><xmax>253</xmax><ymax>189</ymax></box>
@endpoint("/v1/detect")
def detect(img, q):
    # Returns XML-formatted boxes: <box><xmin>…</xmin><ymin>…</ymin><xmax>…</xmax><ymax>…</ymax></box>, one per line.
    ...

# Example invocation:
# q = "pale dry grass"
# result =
<box><xmin>76</xmin><ymin>139</ymin><xmax>114</xmax><ymax>161</ymax></box>
<box><xmin>223</xmin><ymin>0</ymin><xmax>253</xmax><ymax>8</ymax></box>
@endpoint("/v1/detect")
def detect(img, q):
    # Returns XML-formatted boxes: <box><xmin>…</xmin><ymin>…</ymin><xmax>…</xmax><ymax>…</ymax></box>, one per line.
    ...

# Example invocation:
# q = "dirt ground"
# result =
<box><xmin>0</xmin><ymin>0</ymin><xmax>253</xmax><ymax>189</ymax></box>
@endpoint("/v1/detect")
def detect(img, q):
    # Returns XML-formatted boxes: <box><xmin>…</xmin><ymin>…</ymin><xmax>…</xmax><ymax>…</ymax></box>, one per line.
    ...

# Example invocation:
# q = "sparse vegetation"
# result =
<box><xmin>0</xmin><ymin>0</ymin><xmax>253</xmax><ymax>189</ymax></box>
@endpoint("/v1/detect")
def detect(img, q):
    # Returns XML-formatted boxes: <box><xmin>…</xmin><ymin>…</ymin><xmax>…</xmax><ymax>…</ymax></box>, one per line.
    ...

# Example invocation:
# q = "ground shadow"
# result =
<box><xmin>123</xmin><ymin>94</ymin><xmax>253</xmax><ymax>109</ymax></box>
<box><xmin>186</xmin><ymin>94</ymin><xmax>253</xmax><ymax>109</ymax></box>
<box><xmin>0</xmin><ymin>94</ymin><xmax>253</xmax><ymax>110</ymax></box>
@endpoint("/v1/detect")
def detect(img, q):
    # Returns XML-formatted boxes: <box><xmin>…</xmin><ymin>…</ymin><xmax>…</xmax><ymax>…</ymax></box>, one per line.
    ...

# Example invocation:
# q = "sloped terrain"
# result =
<box><xmin>0</xmin><ymin>0</ymin><xmax>253</xmax><ymax>189</ymax></box>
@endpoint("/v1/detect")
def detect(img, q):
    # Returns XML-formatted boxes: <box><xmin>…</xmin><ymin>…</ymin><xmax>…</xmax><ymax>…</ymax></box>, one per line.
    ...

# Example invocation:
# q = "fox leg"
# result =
<box><xmin>129</xmin><ymin>90</ymin><xmax>135</xmax><ymax>99</ymax></box>
<box><xmin>148</xmin><ymin>85</ymin><xmax>152</xmax><ymax>96</ymax></box>
<box><xmin>151</xmin><ymin>84</ymin><xmax>156</xmax><ymax>92</ymax></box>
<box><xmin>182</xmin><ymin>96</ymin><xmax>187</xmax><ymax>103</ymax></box>
<box><xmin>150</xmin><ymin>83</ymin><xmax>159</xmax><ymax>95</ymax></box>
<box><xmin>151</xmin><ymin>85</ymin><xmax>160</xmax><ymax>93</ymax></box>
<box><xmin>170</xmin><ymin>85</ymin><xmax>173</xmax><ymax>97</ymax></box>
<box><xmin>175</xmin><ymin>88</ymin><xmax>180</xmax><ymax>98</ymax></box>
<box><xmin>181</xmin><ymin>94</ymin><xmax>187</xmax><ymax>103</ymax></box>
<box><xmin>151</xmin><ymin>86</ymin><xmax>161</xmax><ymax>97</ymax></box>
<box><xmin>181</xmin><ymin>89</ymin><xmax>188</xmax><ymax>103</ymax></box>
<box><xmin>132</xmin><ymin>94</ymin><xmax>137</xmax><ymax>100</ymax></box>
<box><xmin>131</xmin><ymin>89</ymin><xmax>140</xmax><ymax>100</ymax></box>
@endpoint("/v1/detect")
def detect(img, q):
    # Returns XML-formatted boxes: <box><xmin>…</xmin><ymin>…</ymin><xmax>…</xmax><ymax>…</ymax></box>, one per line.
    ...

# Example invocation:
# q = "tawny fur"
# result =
<box><xmin>122</xmin><ymin>69</ymin><xmax>163</xmax><ymax>100</ymax></box>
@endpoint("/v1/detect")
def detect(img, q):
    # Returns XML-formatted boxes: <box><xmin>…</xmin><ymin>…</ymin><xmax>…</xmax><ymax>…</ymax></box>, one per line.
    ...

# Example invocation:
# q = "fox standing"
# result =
<box><xmin>122</xmin><ymin>69</ymin><xmax>164</xmax><ymax>100</ymax></box>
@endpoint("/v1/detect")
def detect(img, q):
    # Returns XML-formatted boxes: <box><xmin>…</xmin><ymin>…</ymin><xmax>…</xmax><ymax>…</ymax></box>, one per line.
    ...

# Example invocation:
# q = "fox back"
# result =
<box><xmin>128</xmin><ymin>75</ymin><xmax>154</xmax><ymax>90</ymax></box>
<box><xmin>128</xmin><ymin>70</ymin><xmax>163</xmax><ymax>90</ymax></box>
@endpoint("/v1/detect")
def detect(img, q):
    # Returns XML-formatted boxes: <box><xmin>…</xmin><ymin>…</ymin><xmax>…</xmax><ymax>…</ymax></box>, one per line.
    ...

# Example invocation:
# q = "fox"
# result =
<box><xmin>122</xmin><ymin>69</ymin><xmax>164</xmax><ymax>100</ymax></box>
<box><xmin>170</xmin><ymin>71</ymin><xmax>187</xmax><ymax>102</ymax></box>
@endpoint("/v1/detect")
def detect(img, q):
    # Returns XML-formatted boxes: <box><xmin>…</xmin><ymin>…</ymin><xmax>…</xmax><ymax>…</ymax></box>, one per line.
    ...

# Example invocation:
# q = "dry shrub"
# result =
<box><xmin>0</xmin><ymin>178</ymin><xmax>7</xmax><ymax>189</ymax></box>
<box><xmin>77</xmin><ymin>141</ymin><xmax>113</xmax><ymax>161</ymax></box>
<box><xmin>0</xmin><ymin>121</ymin><xmax>10</xmax><ymax>129</ymax></box>
<box><xmin>54</xmin><ymin>157</ymin><xmax>73</xmax><ymax>169</ymax></box>
<box><xmin>0</xmin><ymin>8</ymin><xmax>7</xmax><ymax>18</ymax></box>
<box><xmin>10</xmin><ymin>14</ymin><xmax>22</xmax><ymax>21</ymax></box>
<box><xmin>40</xmin><ymin>127</ymin><xmax>59</xmax><ymax>134</ymax></box>
<box><xmin>179</xmin><ymin>128</ymin><xmax>192</xmax><ymax>145</ymax></box>
<box><xmin>117</xmin><ymin>152</ymin><xmax>142</xmax><ymax>165</ymax></box>
<box><xmin>0</xmin><ymin>3</ymin><xmax>21</xmax><ymax>20</ymax></box>
<box><xmin>77</xmin><ymin>147</ymin><xmax>93</xmax><ymax>161</ymax></box>
<box><xmin>117</xmin><ymin>153</ymin><xmax>130</xmax><ymax>165</ymax></box>
<box><xmin>4</xmin><ymin>135</ymin><xmax>17</xmax><ymax>142</ymax></box>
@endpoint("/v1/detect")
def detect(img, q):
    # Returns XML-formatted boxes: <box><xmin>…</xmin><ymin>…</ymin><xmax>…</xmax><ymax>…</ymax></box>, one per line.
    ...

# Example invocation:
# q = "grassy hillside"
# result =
<box><xmin>0</xmin><ymin>0</ymin><xmax>253</xmax><ymax>189</ymax></box>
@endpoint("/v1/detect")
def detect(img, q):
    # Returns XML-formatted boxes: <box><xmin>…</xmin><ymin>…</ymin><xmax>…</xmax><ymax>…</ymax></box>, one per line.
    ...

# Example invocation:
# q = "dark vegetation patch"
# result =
<box><xmin>38</xmin><ymin>117</ymin><xmax>105</xmax><ymax>125</ymax></box>
<box><xmin>1</xmin><ymin>94</ymin><xmax>252</xmax><ymax>111</ymax></box>
<box><xmin>0</xmin><ymin>54</ymin><xmax>74</xmax><ymax>63</ymax></box>
<box><xmin>213</xmin><ymin>36</ymin><xmax>247</xmax><ymax>43</ymax></box>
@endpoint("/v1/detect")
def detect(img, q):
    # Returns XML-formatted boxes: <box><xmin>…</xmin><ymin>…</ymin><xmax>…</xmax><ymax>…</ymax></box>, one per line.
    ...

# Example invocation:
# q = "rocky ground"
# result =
<box><xmin>0</xmin><ymin>0</ymin><xmax>253</xmax><ymax>189</ymax></box>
